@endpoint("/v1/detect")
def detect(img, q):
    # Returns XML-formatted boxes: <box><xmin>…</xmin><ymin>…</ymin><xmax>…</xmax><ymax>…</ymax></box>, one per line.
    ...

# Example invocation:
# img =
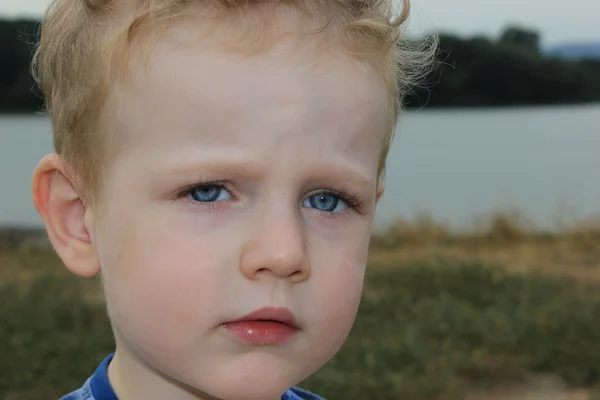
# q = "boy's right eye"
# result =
<box><xmin>187</xmin><ymin>184</ymin><xmax>232</xmax><ymax>203</ymax></box>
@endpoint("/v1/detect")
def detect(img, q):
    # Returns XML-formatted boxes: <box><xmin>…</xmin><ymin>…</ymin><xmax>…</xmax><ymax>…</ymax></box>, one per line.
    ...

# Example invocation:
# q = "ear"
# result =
<box><xmin>32</xmin><ymin>154</ymin><xmax>100</xmax><ymax>278</ymax></box>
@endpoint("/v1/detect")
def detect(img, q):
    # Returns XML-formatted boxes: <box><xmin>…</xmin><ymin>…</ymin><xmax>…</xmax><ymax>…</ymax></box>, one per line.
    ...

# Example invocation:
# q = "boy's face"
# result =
<box><xmin>90</xmin><ymin>25</ymin><xmax>388</xmax><ymax>400</ymax></box>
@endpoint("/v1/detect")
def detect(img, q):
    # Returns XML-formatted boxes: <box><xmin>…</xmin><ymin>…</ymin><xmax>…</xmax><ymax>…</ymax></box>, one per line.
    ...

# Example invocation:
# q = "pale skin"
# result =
<box><xmin>32</xmin><ymin>19</ymin><xmax>388</xmax><ymax>400</ymax></box>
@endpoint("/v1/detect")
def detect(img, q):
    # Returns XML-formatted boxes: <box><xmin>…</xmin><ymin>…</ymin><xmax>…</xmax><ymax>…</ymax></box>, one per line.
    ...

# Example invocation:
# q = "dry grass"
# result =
<box><xmin>372</xmin><ymin>209</ymin><xmax>600</xmax><ymax>247</ymax></box>
<box><xmin>369</xmin><ymin>209</ymin><xmax>600</xmax><ymax>283</ymax></box>
<box><xmin>369</xmin><ymin>239</ymin><xmax>600</xmax><ymax>283</ymax></box>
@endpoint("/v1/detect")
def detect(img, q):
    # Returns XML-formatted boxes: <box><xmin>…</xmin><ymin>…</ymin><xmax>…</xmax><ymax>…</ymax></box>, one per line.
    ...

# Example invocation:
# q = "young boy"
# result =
<box><xmin>31</xmin><ymin>0</ymin><xmax>434</xmax><ymax>399</ymax></box>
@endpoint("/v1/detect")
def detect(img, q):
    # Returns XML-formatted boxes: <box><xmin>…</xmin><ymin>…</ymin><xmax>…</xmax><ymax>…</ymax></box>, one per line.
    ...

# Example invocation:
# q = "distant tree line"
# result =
<box><xmin>1</xmin><ymin>19</ymin><xmax>599</xmax><ymax>113</ymax></box>
<box><xmin>404</xmin><ymin>27</ymin><xmax>600</xmax><ymax>108</ymax></box>
<box><xmin>0</xmin><ymin>19</ymin><xmax>42</xmax><ymax>113</ymax></box>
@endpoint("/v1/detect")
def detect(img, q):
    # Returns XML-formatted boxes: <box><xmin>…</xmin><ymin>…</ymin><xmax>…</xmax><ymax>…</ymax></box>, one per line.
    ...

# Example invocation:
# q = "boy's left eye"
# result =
<box><xmin>303</xmin><ymin>193</ymin><xmax>348</xmax><ymax>213</ymax></box>
<box><xmin>188</xmin><ymin>184</ymin><xmax>232</xmax><ymax>202</ymax></box>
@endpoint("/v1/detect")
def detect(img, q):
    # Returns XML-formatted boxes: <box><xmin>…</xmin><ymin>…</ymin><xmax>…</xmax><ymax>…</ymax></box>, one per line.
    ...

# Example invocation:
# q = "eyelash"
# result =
<box><xmin>175</xmin><ymin>181</ymin><xmax>232</xmax><ymax>211</ymax></box>
<box><xmin>175</xmin><ymin>181</ymin><xmax>365</xmax><ymax>213</ymax></box>
<box><xmin>315</xmin><ymin>189</ymin><xmax>364</xmax><ymax>213</ymax></box>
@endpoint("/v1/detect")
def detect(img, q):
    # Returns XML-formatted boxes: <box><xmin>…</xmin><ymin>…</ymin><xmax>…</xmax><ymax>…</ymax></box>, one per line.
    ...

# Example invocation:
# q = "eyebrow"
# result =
<box><xmin>307</xmin><ymin>164</ymin><xmax>375</xmax><ymax>192</ymax></box>
<box><xmin>162</xmin><ymin>159</ymin><xmax>374</xmax><ymax>192</ymax></box>
<box><xmin>162</xmin><ymin>160</ymin><xmax>264</xmax><ymax>180</ymax></box>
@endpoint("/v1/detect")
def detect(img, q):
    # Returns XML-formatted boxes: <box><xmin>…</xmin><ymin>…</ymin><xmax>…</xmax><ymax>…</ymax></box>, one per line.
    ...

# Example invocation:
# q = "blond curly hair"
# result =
<box><xmin>32</xmin><ymin>0</ymin><xmax>436</xmax><ymax>207</ymax></box>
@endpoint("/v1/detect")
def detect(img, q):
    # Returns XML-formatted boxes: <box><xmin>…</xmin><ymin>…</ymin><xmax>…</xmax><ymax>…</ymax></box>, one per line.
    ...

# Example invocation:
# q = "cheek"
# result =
<box><xmin>313</xmin><ymin>222</ymin><xmax>370</xmax><ymax>305</ymax></box>
<box><xmin>318</xmin><ymin>261</ymin><xmax>365</xmax><ymax>325</ymax></box>
<box><xmin>309</xmin><ymin>238</ymin><xmax>368</xmax><ymax>348</ymax></box>
<box><xmin>97</xmin><ymin>214</ymin><xmax>226</xmax><ymax>348</ymax></box>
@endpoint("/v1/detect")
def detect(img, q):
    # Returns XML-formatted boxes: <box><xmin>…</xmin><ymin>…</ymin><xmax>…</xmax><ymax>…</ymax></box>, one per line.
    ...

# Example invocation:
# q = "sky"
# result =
<box><xmin>0</xmin><ymin>0</ymin><xmax>598</xmax><ymax>47</ymax></box>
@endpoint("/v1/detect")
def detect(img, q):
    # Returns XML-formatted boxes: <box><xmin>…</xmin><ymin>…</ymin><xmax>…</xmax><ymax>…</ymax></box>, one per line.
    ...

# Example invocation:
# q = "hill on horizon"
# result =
<box><xmin>545</xmin><ymin>41</ymin><xmax>600</xmax><ymax>60</ymax></box>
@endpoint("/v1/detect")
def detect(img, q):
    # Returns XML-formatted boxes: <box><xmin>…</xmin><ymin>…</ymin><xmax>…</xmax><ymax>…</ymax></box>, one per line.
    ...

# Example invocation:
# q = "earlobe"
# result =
<box><xmin>32</xmin><ymin>154</ymin><xmax>100</xmax><ymax>278</ymax></box>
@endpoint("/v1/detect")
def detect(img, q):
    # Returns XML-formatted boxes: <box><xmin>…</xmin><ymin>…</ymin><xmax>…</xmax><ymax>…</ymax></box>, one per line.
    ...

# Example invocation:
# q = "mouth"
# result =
<box><xmin>221</xmin><ymin>307</ymin><xmax>300</xmax><ymax>345</ymax></box>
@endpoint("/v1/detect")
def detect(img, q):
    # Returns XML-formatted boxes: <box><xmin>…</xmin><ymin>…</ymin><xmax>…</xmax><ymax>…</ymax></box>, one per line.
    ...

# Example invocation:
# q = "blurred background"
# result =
<box><xmin>1</xmin><ymin>1</ymin><xmax>599</xmax><ymax>399</ymax></box>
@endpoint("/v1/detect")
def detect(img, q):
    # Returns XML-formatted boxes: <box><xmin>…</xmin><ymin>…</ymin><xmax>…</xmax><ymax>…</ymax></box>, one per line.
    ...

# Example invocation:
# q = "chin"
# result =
<box><xmin>179</xmin><ymin>362</ymin><xmax>304</xmax><ymax>400</ymax></box>
<box><xmin>197</xmin><ymin>378</ymin><xmax>292</xmax><ymax>400</ymax></box>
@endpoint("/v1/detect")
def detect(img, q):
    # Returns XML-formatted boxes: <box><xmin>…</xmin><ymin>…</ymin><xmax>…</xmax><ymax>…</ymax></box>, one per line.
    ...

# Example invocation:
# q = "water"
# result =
<box><xmin>1</xmin><ymin>105</ymin><xmax>599</xmax><ymax>231</ymax></box>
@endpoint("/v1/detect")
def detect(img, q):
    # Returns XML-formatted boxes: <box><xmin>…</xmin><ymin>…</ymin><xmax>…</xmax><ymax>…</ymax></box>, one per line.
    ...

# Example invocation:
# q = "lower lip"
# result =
<box><xmin>222</xmin><ymin>321</ymin><xmax>298</xmax><ymax>345</ymax></box>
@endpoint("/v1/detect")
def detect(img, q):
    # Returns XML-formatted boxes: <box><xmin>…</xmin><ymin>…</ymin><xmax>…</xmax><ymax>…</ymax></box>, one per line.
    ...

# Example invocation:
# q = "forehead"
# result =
<box><xmin>108</xmin><ymin>19</ymin><xmax>388</xmax><ymax>170</ymax></box>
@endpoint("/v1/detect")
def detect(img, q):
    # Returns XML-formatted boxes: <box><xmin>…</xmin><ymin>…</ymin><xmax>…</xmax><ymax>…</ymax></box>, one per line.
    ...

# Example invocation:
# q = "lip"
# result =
<box><xmin>233</xmin><ymin>307</ymin><xmax>300</xmax><ymax>328</ymax></box>
<box><xmin>221</xmin><ymin>307</ymin><xmax>300</xmax><ymax>345</ymax></box>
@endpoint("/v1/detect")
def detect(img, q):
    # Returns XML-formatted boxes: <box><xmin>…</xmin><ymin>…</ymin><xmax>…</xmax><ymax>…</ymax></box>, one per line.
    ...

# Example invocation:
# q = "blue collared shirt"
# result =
<box><xmin>60</xmin><ymin>354</ymin><xmax>323</xmax><ymax>400</ymax></box>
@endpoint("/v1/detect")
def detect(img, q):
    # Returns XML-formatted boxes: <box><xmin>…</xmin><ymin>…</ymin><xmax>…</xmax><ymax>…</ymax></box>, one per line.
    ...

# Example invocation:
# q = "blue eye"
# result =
<box><xmin>303</xmin><ymin>192</ymin><xmax>348</xmax><ymax>213</ymax></box>
<box><xmin>188</xmin><ymin>185</ymin><xmax>232</xmax><ymax>203</ymax></box>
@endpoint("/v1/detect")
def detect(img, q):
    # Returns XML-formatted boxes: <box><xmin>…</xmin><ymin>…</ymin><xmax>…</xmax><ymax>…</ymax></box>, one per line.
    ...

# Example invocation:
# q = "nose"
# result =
<box><xmin>239</xmin><ymin>207</ymin><xmax>311</xmax><ymax>283</ymax></box>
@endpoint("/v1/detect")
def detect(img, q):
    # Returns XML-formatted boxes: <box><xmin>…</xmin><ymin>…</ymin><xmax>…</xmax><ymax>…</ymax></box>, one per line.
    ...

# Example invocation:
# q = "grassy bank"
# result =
<box><xmin>1</xmin><ymin>211</ymin><xmax>600</xmax><ymax>399</ymax></box>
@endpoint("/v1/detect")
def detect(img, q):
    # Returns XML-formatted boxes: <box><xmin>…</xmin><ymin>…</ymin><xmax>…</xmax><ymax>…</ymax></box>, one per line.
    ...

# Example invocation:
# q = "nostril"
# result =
<box><xmin>289</xmin><ymin>269</ymin><xmax>308</xmax><ymax>280</ymax></box>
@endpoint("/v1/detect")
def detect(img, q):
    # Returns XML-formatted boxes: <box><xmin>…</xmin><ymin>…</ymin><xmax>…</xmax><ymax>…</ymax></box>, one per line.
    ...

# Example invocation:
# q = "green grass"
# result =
<box><xmin>2</xmin><ymin>259</ymin><xmax>600</xmax><ymax>399</ymax></box>
<box><xmin>302</xmin><ymin>263</ymin><xmax>600</xmax><ymax>399</ymax></box>
<box><xmin>0</xmin><ymin>274</ymin><xmax>114</xmax><ymax>400</ymax></box>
